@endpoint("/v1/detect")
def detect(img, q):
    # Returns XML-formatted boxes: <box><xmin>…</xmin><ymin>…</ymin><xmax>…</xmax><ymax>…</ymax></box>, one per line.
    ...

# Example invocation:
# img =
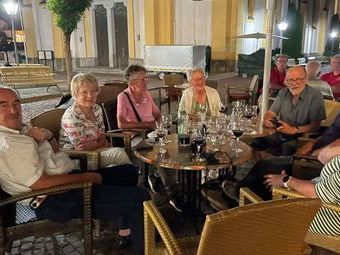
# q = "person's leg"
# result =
<box><xmin>157</xmin><ymin>167</ymin><xmax>183</xmax><ymax>211</ymax></box>
<box><xmin>100</xmin><ymin>147</ymin><xmax>132</xmax><ymax>168</ymax></box>
<box><xmin>239</xmin><ymin>156</ymin><xmax>293</xmax><ymax>200</ymax></box>
<box><xmin>92</xmin><ymin>185</ymin><xmax>150</xmax><ymax>254</ymax></box>
<box><xmin>96</xmin><ymin>164</ymin><xmax>138</xmax><ymax>186</ymax></box>
<box><xmin>280</xmin><ymin>139</ymin><xmax>298</xmax><ymax>156</ymax></box>
<box><xmin>35</xmin><ymin>185</ymin><xmax>150</xmax><ymax>255</ymax></box>
<box><xmin>251</xmin><ymin>134</ymin><xmax>283</xmax><ymax>160</ymax></box>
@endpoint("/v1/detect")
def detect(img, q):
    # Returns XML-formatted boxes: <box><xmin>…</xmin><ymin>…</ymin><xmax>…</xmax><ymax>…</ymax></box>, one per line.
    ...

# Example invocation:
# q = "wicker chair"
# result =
<box><xmin>272</xmin><ymin>187</ymin><xmax>340</xmax><ymax>253</ymax></box>
<box><xmin>144</xmin><ymin>188</ymin><xmax>320</xmax><ymax>255</ymax></box>
<box><xmin>0</xmin><ymin>182</ymin><xmax>93</xmax><ymax>255</ymax></box>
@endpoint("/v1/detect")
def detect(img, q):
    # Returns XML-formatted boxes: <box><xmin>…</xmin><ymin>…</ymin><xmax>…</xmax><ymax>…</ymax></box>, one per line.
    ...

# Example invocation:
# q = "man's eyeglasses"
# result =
<box><xmin>285</xmin><ymin>75</ymin><xmax>306</xmax><ymax>84</ymax></box>
<box><xmin>130</xmin><ymin>78</ymin><xmax>148</xmax><ymax>83</ymax></box>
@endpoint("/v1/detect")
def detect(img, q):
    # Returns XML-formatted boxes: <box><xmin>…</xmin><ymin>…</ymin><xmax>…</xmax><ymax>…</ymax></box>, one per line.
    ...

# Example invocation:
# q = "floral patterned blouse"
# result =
<box><xmin>59</xmin><ymin>102</ymin><xmax>105</xmax><ymax>149</ymax></box>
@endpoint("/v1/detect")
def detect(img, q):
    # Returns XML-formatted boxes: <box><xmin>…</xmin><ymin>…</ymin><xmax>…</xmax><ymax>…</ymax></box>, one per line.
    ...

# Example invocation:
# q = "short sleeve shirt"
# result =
<box><xmin>116</xmin><ymin>87</ymin><xmax>160</xmax><ymax>123</ymax></box>
<box><xmin>320</xmin><ymin>72</ymin><xmax>340</xmax><ymax>98</ymax></box>
<box><xmin>270</xmin><ymin>86</ymin><xmax>326</xmax><ymax>127</ymax></box>
<box><xmin>60</xmin><ymin>102</ymin><xmax>105</xmax><ymax>149</ymax></box>
<box><xmin>309</xmin><ymin>156</ymin><xmax>340</xmax><ymax>235</ymax></box>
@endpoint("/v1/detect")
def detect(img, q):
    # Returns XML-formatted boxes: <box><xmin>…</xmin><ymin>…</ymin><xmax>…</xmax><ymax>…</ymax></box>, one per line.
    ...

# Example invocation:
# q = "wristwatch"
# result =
<box><xmin>282</xmin><ymin>175</ymin><xmax>292</xmax><ymax>189</ymax></box>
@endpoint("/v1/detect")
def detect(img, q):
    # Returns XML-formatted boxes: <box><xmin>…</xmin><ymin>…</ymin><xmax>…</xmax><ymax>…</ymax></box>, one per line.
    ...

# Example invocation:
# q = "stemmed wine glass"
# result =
<box><xmin>161</xmin><ymin>113</ymin><xmax>173</xmax><ymax>142</ymax></box>
<box><xmin>191</xmin><ymin>125</ymin><xmax>206</xmax><ymax>162</ymax></box>
<box><xmin>155</xmin><ymin>121</ymin><xmax>167</xmax><ymax>154</ymax></box>
<box><xmin>230</xmin><ymin>118</ymin><xmax>245</xmax><ymax>156</ymax></box>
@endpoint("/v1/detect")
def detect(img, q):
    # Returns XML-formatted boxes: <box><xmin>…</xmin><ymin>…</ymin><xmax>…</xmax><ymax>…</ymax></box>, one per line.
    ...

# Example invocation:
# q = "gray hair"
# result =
<box><xmin>275</xmin><ymin>54</ymin><xmax>288</xmax><ymax>62</ymax></box>
<box><xmin>187</xmin><ymin>67</ymin><xmax>206</xmax><ymax>82</ymax></box>
<box><xmin>70</xmin><ymin>73</ymin><xmax>100</xmax><ymax>97</ymax></box>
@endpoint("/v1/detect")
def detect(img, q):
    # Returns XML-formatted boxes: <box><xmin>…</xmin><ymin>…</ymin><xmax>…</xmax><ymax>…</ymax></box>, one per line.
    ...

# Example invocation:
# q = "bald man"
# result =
<box><xmin>252</xmin><ymin>66</ymin><xmax>326</xmax><ymax>158</ymax></box>
<box><xmin>306</xmin><ymin>61</ymin><xmax>334</xmax><ymax>99</ymax></box>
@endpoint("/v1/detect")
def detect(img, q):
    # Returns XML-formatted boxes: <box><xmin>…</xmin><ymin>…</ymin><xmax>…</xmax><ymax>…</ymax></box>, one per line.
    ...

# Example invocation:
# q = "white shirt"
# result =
<box><xmin>0</xmin><ymin>125</ymin><xmax>75</xmax><ymax>196</ymax></box>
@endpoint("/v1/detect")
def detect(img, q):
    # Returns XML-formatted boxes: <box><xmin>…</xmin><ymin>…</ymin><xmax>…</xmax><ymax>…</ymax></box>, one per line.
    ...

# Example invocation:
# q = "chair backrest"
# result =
<box><xmin>163</xmin><ymin>74</ymin><xmax>184</xmax><ymax>100</ymax></box>
<box><xmin>322</xmin><ymin>99</ymin><xmax>340</xmax><ymax>127</ymax></box>
<box><xmin>101</xmin><ymin>99</ymin><xmax>125</xmax><ymax>148</ymax></box>
<box><xmin>196</xmin><ymin>198</ymin><xmax>320</xmax><ymax>255</ymax></box>
<box><xmin>249</xmin><ymin>74</ymin><xmax>259</xmax><ymax>92</ymax></box>
<box><xmin>205</xmin><ymin>80</ymin><xmax>218</xmax><ymax>89</ymax></box>
<box><xmin>96</xmin><ymin>84</ymin><xmax>127</xmax><ymax>105</ymax></box>
<box><xmin>30</xmin><ymin>108</ymin><xmax>66</xmax><ymax>141</ymax></box>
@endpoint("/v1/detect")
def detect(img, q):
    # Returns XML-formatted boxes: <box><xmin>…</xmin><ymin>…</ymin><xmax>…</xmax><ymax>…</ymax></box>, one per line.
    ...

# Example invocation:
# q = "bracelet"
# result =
<box><xmin>47</xmin><ymin>136</ymin><xmax>55</xmax><ymax>142</ymax></box>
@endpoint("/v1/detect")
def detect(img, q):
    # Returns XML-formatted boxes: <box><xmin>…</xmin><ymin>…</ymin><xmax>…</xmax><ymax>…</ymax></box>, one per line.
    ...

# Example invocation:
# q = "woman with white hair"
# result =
<box><xmin>178</xmin><ymin>68</ymin><xmax>222</xmax><ymax>117</ymax></box>
<box><xmin>59</xmin><ymin>73</ymin><xmax>133</xmax><ymax>170</ymax></box>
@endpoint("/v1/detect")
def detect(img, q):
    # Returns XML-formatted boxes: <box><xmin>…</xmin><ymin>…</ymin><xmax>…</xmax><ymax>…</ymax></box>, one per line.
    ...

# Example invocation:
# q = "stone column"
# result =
<box><xmin>90</xmin><ymin>5</ymin><xmax>98</xmax><ymax>60</ymax></box>
<box><xmin>104</xmin><ymin>3</ymin><xmax>114</xmax><ymax>67</ymax></box>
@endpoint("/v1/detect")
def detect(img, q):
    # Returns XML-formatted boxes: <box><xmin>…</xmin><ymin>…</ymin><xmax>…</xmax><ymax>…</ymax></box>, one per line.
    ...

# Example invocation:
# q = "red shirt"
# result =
<box><xmin>320</xmin><ymin>72</ymin><xmax>340</xmax><ymax>98</ymax></box>
<box><xmin>270</xmin><ymin>67</ymin><xmax>286</xmax><ymax>90</ymax></box>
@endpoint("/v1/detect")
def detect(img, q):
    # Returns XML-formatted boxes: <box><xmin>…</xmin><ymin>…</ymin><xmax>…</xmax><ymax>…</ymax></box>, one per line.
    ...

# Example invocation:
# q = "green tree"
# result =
<box><xmin>47</xmin><ymin>0</ymin><xmax>92</xmax><ymax>84</ymax></box>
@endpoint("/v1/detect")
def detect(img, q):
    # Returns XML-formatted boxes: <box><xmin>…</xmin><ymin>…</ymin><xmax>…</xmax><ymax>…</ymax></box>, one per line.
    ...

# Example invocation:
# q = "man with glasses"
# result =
<box><xmin>252</xmin><ymin>66</ymin><xmax>326</xmax><ymax>159</ymax></box>
<box><xmin>320</xmin><ymin>54</ymin><xmax>340</xmax><ymax>99</ymax></box>
<box><xmin>269</xmin><ymin>54</ymin><xmax>288</xmax><ymax>96</ymax></box>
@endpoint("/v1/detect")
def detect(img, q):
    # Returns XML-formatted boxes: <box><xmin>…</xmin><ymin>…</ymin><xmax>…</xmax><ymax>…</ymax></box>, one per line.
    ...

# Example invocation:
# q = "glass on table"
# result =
<box><xmin>191</xmin><ymin>125</ymin><xmax>206</xmax><ymax>162</ymax></box>
<box><xmin>230</xmin><ymin>117</ymin><xmax>246</xmax><ymax>157</ymax></box>
<box><xmin>155</xmin><ymin>121</ymin><xmax>167</xmax><ymax>154</ymax></box>
<box><xmin>161</xmin><ymin>113</ymin><xmax>173</xmax><ymax>143</ymax></box>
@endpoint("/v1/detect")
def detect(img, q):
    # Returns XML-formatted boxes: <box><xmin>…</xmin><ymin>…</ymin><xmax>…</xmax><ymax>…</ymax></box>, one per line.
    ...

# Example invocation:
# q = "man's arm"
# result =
<box><xmin>277</xmin><ymin>120</ymin><xmax>321</xmax><ymax>135</ymax></box>
<box><xmin>30</xmin><ymin>172</ymin><xmax>102</xmax><ymax>190</ymax></box>
<box><xmin>264</xmin><ymin>170</ymin><xmax>317</xmax><ymax>198</ymax></box>
<box><xmin>263</xmin><ymin>110</ymin><xmax>276</xmax><ymax>128</ymax></box>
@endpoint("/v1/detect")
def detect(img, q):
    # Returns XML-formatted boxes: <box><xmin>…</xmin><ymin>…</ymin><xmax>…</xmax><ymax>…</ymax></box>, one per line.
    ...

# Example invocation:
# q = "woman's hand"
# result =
<box><xmin>263</xmin><ymin>170</ymin><xmax>287</xmax><ymax>188</ymax></box>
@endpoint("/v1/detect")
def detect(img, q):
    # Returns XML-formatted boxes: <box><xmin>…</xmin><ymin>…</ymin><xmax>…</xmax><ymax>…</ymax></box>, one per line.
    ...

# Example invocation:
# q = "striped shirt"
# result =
<box><xmin>309</xmin><ymin>156</ymin><xmax>340</xmax><ymax>236</ymax></box>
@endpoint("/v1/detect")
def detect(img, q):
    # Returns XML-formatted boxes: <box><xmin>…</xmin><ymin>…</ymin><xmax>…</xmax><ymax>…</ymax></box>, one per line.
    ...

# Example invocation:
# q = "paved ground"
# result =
<box><xmin>12</xmin><ymin>71</ymin><xmax>253</xmax><ymax>255</ymax></box>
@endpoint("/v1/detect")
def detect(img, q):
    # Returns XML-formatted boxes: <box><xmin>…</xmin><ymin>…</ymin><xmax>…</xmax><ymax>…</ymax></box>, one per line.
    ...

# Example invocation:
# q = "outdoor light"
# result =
<box><xmin>330</xmin><ymin>31</ymin><xmax>338</xmax><ymax>55</ymax></box>
<box><xmin>331</xmin><ymin>31</ymin><xmax>337</xmax><ymax>38</ymax></box>
<box><xmin>3</xmin><ymin>0</ymin><xmax>19</xmax><ymax>65</ymax></box>
<box><xmin>278</xmin><ymin>21</ymin><xmax>288</xmax><ymax>32</ymax></box>
<box><xmin>278</xmin><ymin>20</ymin><xmax>288</xmax><ymax>54</ymax></box>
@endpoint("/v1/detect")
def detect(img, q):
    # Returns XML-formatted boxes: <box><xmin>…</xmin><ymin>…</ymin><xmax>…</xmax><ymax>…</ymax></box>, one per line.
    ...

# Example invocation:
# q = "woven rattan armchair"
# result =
<box><xmin>30</xmin><ymin>108</ymin><xmax>134</xmax><ymax>168</ymax></box>
<box><xmin>272</xmin><ymin>187</ymin><xmax>340</xmax><ymax>253</ymax></box>
<box><xmin>0</xmin><ymin>182</ymin><xmax>92</xmax><ymax>254</ymax></box>
<box><xmin>144</xmin><ymin>188</ymin><xmax>320</xmax><ymax>255</ymax></box>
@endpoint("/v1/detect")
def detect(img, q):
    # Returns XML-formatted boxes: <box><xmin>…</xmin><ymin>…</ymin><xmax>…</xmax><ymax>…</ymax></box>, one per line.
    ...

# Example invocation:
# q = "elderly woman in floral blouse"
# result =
<box><xmin>60</xmin><ymin>73</ymin><xmax>133</xmax><ymax>170</ymax></box>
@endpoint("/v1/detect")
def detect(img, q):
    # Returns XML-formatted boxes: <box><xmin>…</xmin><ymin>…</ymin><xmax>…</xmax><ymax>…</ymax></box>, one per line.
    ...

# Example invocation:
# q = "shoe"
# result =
<box><xmin>148</xmin><ymin>174</ymin><xmax>164</xmax><ymax>194</ymax></box>
<box><xmin>169</xmin><ymin>197</ymin><xmax>183</xmax><ymax>212</ymax></box>
<box><xmin>222</xmin><ymin>180</ymin><xmax>240</xmax><ymax>202</ymax></box>
<box><xmin>116</xmin><ymin>235</ymin><xmax>131</xmax><ymax>249</ymax></box>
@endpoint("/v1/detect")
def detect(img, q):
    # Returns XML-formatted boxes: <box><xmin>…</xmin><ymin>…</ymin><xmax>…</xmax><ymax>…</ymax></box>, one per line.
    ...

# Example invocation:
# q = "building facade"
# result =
<box><xmin>17</xmin><ymin>0</ymin><xmax>338</xmax><ymax>73</ymax></box>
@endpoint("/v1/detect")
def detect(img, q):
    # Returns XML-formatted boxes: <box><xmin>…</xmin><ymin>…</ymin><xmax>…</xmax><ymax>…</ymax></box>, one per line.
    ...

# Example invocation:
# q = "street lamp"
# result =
<box><xmin>278</xmin><ymin>20</ymin><xmax>288</xmax><ymax>54</ymax></box>
<box><xmin>3</xmin><ymin>0</ymin><xmax>19</xmax><ymax>65</ymax></box>
<box><xmin>330</xmin><ymin>31</ymin><xmax>337</xmax><ymax>55</ymax></box>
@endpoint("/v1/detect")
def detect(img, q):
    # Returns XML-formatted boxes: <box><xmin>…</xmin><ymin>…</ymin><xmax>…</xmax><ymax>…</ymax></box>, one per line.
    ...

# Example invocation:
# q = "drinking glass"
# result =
<box><xmin>162</xmin><ymin>113</ymin><xmax>173</xmax><ymax>142</ymax></box>
<box><xmin>191</xmin><ymin>126</ymin><xmax>206</xmax><ymax>162</ymax></box>
<box><xmin>155</xmin><ymin>121</ymin><xmax>167</xmax><ymax>154</ymax></box>
<box><xmin>230</xmin><ymin>118</ymin><xmax>245</xmax><ymax>156</ymax></box>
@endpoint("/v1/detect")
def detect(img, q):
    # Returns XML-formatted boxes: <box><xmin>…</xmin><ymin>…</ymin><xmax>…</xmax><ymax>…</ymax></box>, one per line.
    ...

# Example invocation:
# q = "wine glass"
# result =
<box><xmin>161</xmin><ymin>113</ymin><xmax>173</xmax><ymax>142</ymax></box>
<box><xmin>191</xmin><ymin>125</ymin><xmax>206</xmax><ymax>162</ymax></box>
<box><xmin>230</xmin><ymin>118</ymin><xmax>245</xmax><ymax>157</ymax></box>
<box><xmin>155</xmin><ymin>121</ymin><xmax>167</xmax><ymax>154</ymax></box>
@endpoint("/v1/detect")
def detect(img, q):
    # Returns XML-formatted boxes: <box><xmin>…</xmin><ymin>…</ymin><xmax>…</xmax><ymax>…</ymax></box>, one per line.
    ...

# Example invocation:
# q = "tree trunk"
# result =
<box><xmin>64</xmin><ymin>33</ymin><xmax>73</xmax><ymax>89</ymax></box>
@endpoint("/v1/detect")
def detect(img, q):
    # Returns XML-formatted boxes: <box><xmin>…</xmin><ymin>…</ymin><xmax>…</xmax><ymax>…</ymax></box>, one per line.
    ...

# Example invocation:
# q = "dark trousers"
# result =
<box><xmin>239</xmin><ymin>156</ymin><xmax>293</xmax><ymax>200</ymax></box>
<box><xmin>35</xmin><ymin>164</ymin><xmax>149</xmax><ymax>254</ymax></box>
<box><xmin>251</xmin><ymin>133</ymin><xmax>299</xmax><ymax>156</ymax></box>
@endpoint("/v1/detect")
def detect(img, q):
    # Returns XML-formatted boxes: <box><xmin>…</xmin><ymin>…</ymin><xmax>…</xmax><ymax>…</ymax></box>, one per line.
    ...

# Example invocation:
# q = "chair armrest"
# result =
<box><xmin>239</xmin><ymin>187</ymin><xmax>263</xmax><ymax>206</ymax></box>
<box><xmin>272</xmin><ymin>187</ymin><xmax>340</xmax><ymax>213</ymax></box>
<box><xmin>63</xmin><ymin>149</ymin><xmax>101</xmax><ymax>170</ymax></box>
<box><xmin>293</xmin><ymin>153</ymin><xmax>318</xmax><ymax>161</ymax></box>
<box><xmin>0</xmin><ymin>183</ymin><xmax>92</xmax><ymax>207</ymax></box>
<box><xmin>227</xmin><ymin>87</ymin><xmax>249</xmax><ymax>92</ymax></box>
<box><xmin>144</xmin><ymin>201</ymin><xmax>182</xmax><ymax>255</ymax></box>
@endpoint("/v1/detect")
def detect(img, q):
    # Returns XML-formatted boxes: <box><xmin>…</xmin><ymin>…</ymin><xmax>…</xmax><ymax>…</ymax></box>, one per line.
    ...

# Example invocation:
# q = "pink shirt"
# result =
<box><xmin>320</xmin><ymin>72</ymin><xmax>340</xmax><ymax>98</ymax></box>
<box><xmin>117</xmin><ymin>87</ymin><xmax>160</xmax><ymax>123</ymax></box>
